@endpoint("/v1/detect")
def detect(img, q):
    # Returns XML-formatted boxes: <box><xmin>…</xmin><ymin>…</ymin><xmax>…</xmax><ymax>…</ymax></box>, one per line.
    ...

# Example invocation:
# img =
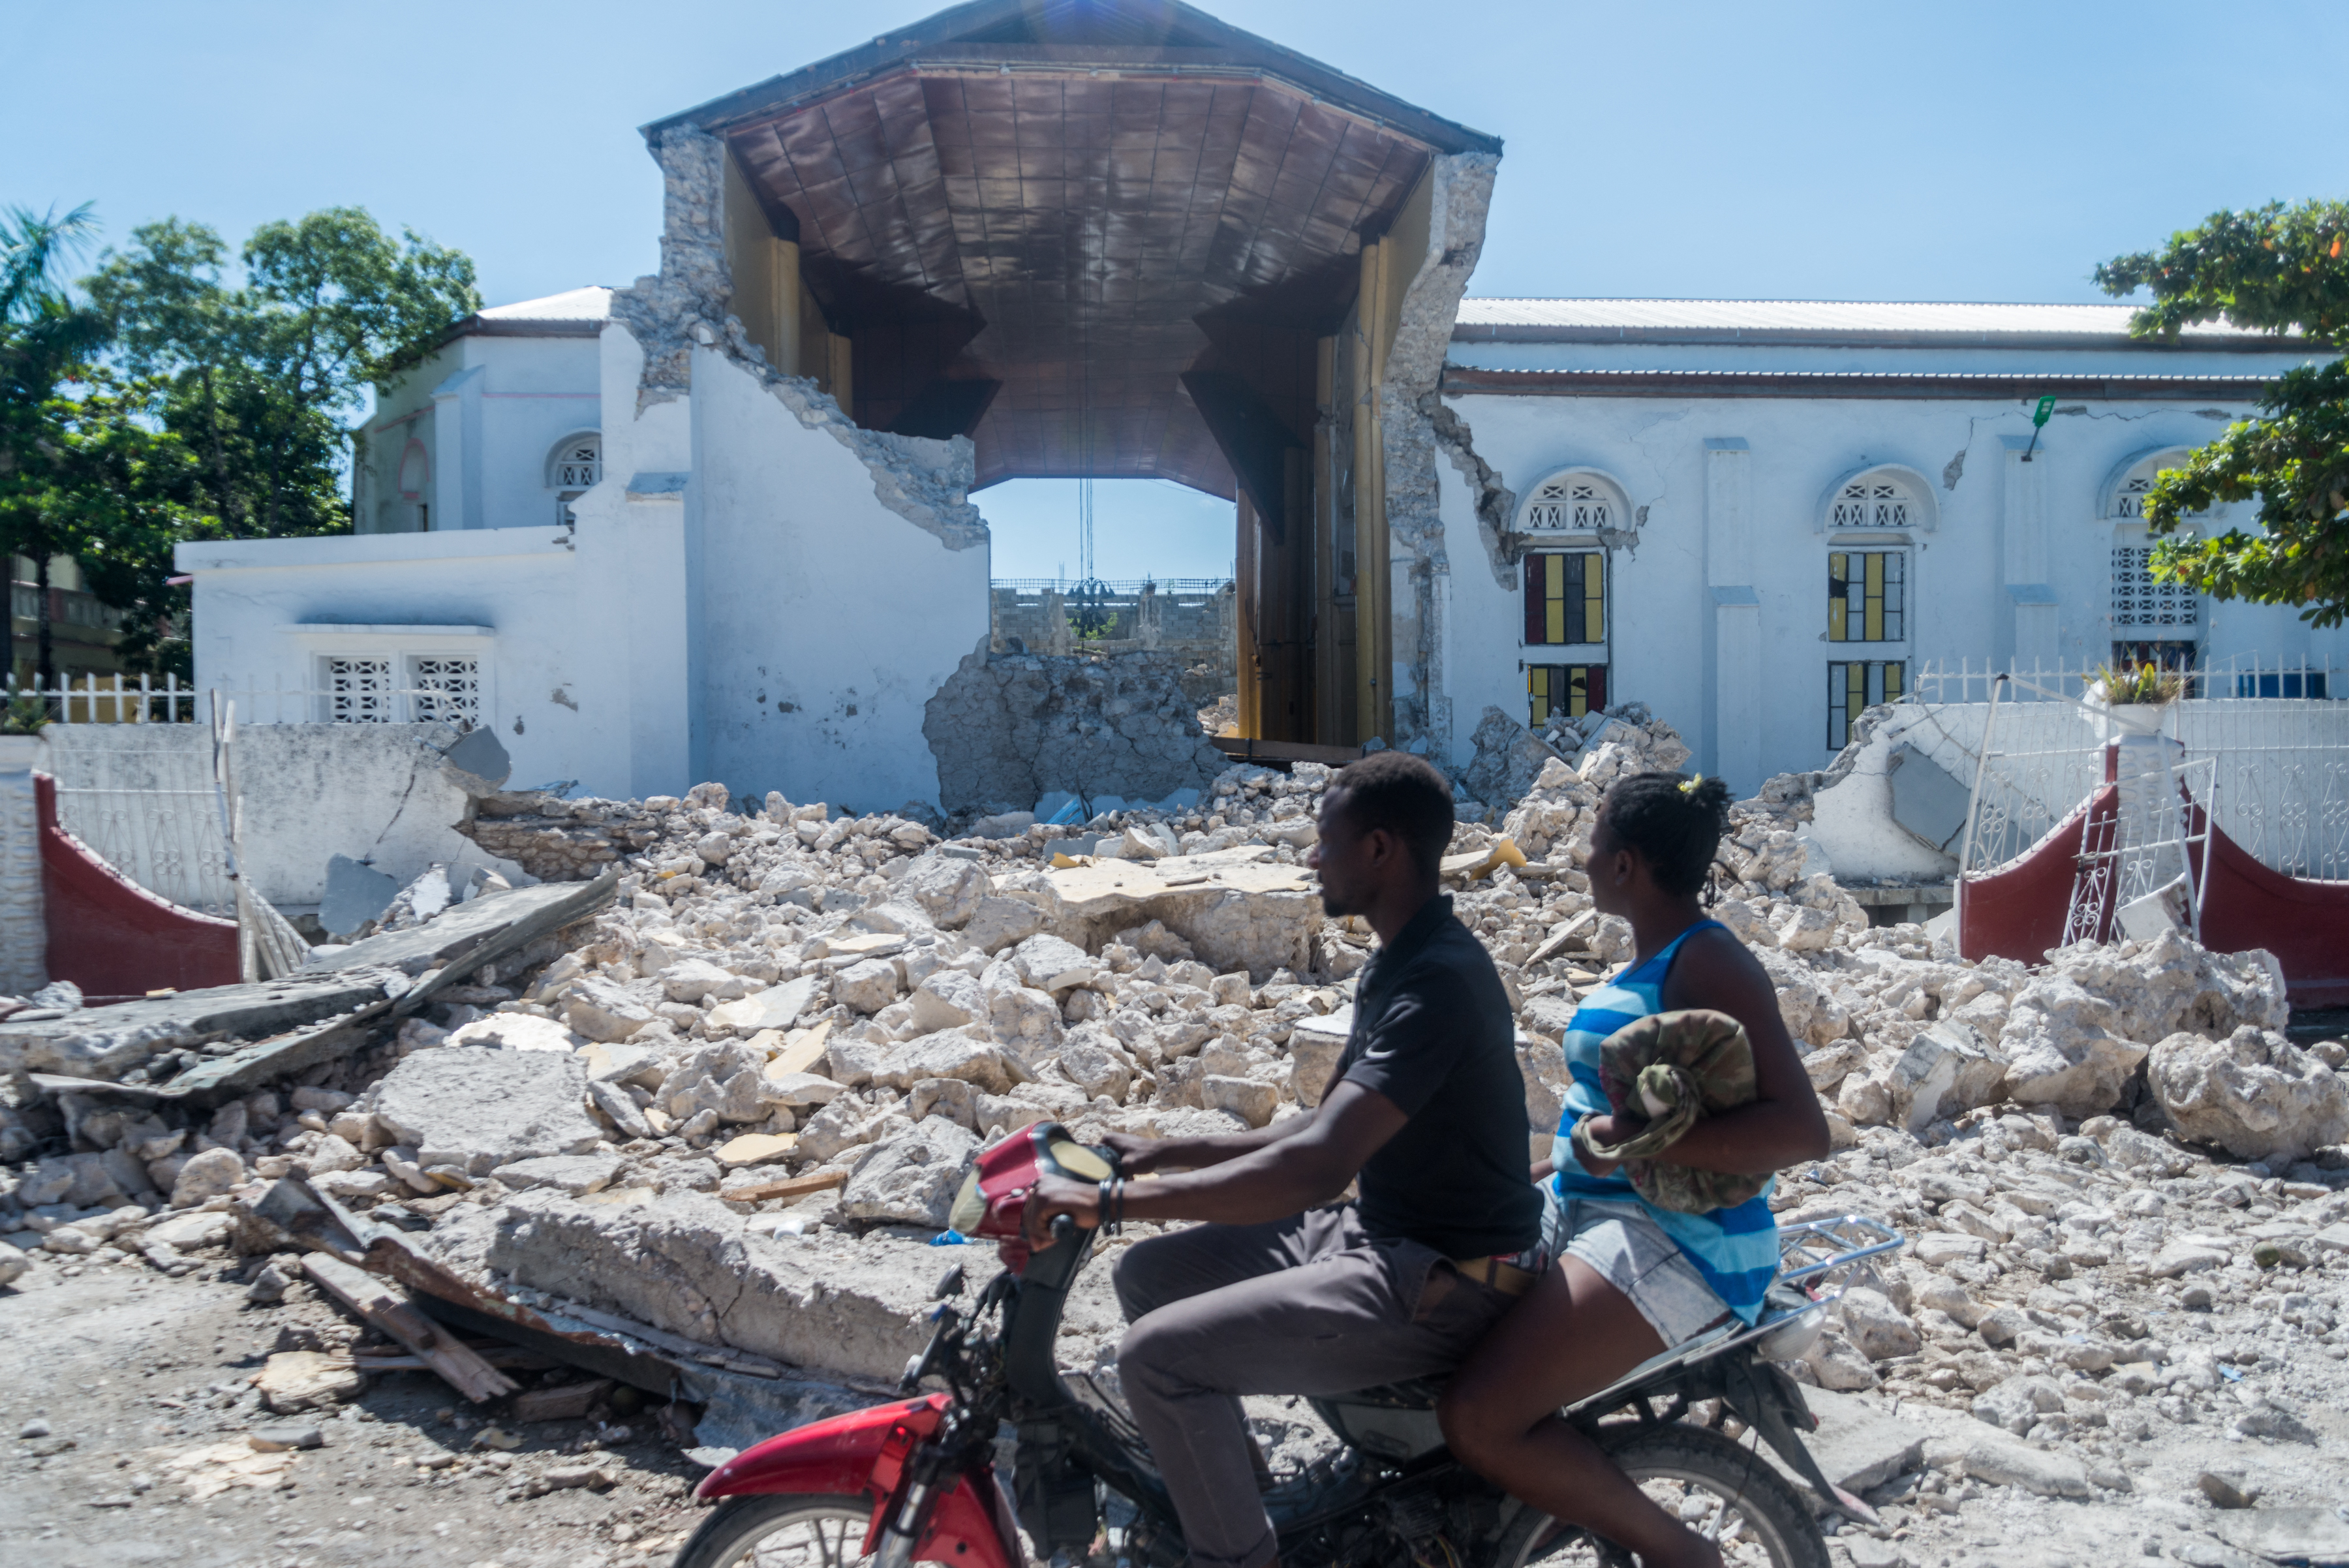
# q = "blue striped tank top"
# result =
<box><xmin>1550</xmin><ymin>919</ymin><xmax>1779</xmax><ymax>1323</ymax></box>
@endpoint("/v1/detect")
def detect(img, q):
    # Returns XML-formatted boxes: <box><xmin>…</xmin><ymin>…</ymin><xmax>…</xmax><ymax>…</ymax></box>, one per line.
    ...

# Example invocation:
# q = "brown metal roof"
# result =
<box><xmin>653</xmin><ymin>2</ymin><xmax>1487</xmax><ymax>493</ymax></box>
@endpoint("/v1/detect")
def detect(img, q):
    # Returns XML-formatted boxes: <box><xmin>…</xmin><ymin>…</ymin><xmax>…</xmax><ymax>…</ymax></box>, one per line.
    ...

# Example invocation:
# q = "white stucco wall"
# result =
<box><xmin>683</xmin><ymin>343</ymin><xmax>990</xmax><ymax>813</ymax></box>
<box><xmin>1432</xmin><ymin>386</ymin><xmax>2349</xmax><ymax>795</ymax></box>
<box><xmin>356</xmin><ymin>333</ymin><xmax>602</xmax><ymax>535</ymax></box>
<box><xmin>177</xmin><ymin>529</ymin><xmax>614</xmax><ymax>795</ymax></box>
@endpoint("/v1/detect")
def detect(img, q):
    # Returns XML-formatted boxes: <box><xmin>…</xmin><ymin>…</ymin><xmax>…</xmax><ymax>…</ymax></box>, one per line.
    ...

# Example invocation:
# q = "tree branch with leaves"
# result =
<box><xmin>2096</xmin><ymin>198</ymin><xmax>2349</xmax><ymax>628</ymax></box>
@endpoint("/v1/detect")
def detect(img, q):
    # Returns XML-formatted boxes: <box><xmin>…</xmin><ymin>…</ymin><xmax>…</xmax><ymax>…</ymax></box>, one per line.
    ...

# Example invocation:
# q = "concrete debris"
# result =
<box><xmin>2148</xmin><ymin>1026</ymin><xmax>2349</xmax><ymax>1162</ymax></box>
<box><xmin>7</xmin><ymin>704</ymin><xmax>2349</xmax><ymax>1568</ymax></box>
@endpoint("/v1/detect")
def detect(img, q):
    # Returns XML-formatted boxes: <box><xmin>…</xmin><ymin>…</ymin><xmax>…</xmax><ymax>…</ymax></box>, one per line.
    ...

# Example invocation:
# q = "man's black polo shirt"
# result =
<box><xmin>1330</xmin><ymin>893</ymin><xmax>1542</xmax><ymax>1260</ymax></box>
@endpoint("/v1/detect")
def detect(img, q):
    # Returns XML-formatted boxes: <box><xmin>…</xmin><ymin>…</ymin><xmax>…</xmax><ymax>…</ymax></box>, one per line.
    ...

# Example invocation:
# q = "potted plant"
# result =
<box><xmin>2087</xmin><ymin>662</ymin><xmax>2187</xmax><ymax>735</ymax></box>
<box><xmin>0</xmin><ymin>692</ymin><xmax>48</xmax><ymax>768</ymax></box>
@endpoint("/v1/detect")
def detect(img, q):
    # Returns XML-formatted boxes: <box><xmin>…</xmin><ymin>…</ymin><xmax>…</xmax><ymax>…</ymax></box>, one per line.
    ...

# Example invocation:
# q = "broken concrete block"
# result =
<box><xmin>440</xmin><ymin>725</ymin><xmax>513</xmax><ymax>797</ymax></box>
<box><xmin>840</xmin><ymin>1120</ymin><xmax>979</xmax><ymax>1227</ymax></box>
<box><xmin>1888</xmin><ymin>1021</ymin><xmax>2006</xmax><ymax>1133</ymax></box>
<box><xmin>320</xmin><ymin>855</ymin><xmax>401</xmax><ymax>940</ymax></box>
<box><xmin>1958</xmin><ymin>1432</ymin><xmax>2089</xmax><ymax>1497</ymax></box>
<box><xmin>1287</xmin><ymin>1011</ymin><xmax>1349</xmax><ymax>1107</ymax></box>
<box><xmin>564</xmin><ymin>977</ymin><xmax>658</xmax><ymax>1044</ymax></box>
<box><xmin>256</xmin><ymin>1351</ymin><xmax>365</xmax><ymax>1414</ymax></box>
<box><xmin>1056</xmin><ymin>1028</ymin><xmax>1133</xmax><ymax>1103</ymax></box>
<box><xmin>833</xmin><ymin>958</ymin><xmax>902</xmax><ymax>1015</ymax></box>
<box><xmin>1764</xmin><ymin>1386</ymin><xmax>1924</xmax><ymax>1498</ymax></box>
<box><xmin>761</xmin><ymin>1070</ymin><xmax>846</xmax><ymax>1109</ymax></box>
<box><xmin>2148</xmin><ymin>1025</ymin><xmax>2349</xmax><ymax>1161</ymax></box>
<box><xmin>1201</xmin><ymin>1075</ymin><xmax>1278</xmax><ymax>1129</ymax></box>
<box><xmin>962</xmin><ymin>895</ymin><xmax>1049</xmax><ymax>954</ymax></box>
<box><xmin>908</xmin><ymin>970</ymin><xmax>987</xmax><ymax>1033</ymax></box>
<box><xmin>373</xmin><ymin>1046</ymin><xmax>604</xmax><ymax>1176</ymax></box>
<box><xmin>660</xmin><ymin>958</ymin><xmax>741</xmax><ymax>1004</ymax></box>
<box><xmin>707</xmin><ymin>976</ymin><xmax>820</xmax><ymax>1036</ymax></box>
<box><xmin>447</xmin><ymin>1014</ymin><xmax>581</xmax><ymax>1053</ymax></box>
<box><xmin>882</xmin><ymin>1028</ymin><xmax>1020</xmax><ymax>1095</ymax></box>
<box><xmin>714</xmin><ymin>1133</ymin><xmax>796</xmax><ymax>1169</ymax></box>
<box><xmin>1009</xmin><ymin>933</ymin><xmax>1097</xmax><ymax>992</ymax></box>
<box><xmin>492</xmin><ymin>1153</ymin><xmax>625</xmax><ymax>1195</ymax></box>
<box><xmin>1835</xmin><ymin>1287</ymin><xmax>1920</xmax><ymax>1360</ymax></box>
<box><xmin>171</xmin><ymin>1147</ymin><xmax>245</xmax><ymax>1208</ymax></box>
<box><xmin>587</xmin><ymin>1081</ymin><xmax>653</xmax><ymax>1142</ymax></box>
<box><xmin>898</xmin><ymin>855</ymin><xmax>988</xmax><ymax>929</ymax></box>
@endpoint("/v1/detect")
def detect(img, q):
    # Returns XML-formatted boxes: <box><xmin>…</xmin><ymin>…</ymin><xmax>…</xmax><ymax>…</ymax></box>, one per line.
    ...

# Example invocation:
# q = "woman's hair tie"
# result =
<box><xmin>1678</xmin><ymin>774</ymin><xmax>1704</xmax><ymax>797</ymax></box>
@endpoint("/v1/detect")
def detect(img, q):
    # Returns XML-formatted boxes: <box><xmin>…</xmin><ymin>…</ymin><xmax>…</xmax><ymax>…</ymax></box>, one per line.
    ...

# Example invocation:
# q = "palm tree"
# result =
<box><xmin>0</xmin><ymin>203</ymin><xmax>107</xmax><ymax>692</ymax></box>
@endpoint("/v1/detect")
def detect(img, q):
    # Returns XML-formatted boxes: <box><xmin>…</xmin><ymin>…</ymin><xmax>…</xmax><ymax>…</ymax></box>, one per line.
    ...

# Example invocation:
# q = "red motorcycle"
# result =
<box><xmin>677</xmin><ymin>1124</ymin><xmax>1898</xmax><ymax>1568</ymax></box>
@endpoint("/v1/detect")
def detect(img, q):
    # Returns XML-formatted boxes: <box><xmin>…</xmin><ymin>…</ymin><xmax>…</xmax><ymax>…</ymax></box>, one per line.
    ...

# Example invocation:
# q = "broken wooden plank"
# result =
<box><xmin>718</xmin><ymin>1169</ymin><xmax>850</xmax><ymax>1205</ymax></box>
<box><xmin>352</xmin><ymin>1346</ymin><xmax>557</xmax><ymax>1373</ymax></box>
<box><xmin>301</xmin><ymin>1251</ymin><xmax>518</xmax><ymax>1404</ymax></box>
<box><xmin>1210</xmin><ymin>736</ymin><xmax>1364</xmax><ymax>766</ymax></box>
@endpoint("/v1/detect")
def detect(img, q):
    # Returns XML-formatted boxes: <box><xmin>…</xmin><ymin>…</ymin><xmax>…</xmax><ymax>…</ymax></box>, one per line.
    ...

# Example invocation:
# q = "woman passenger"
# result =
<box><xmin>1437</xmin><ymin>773</ymin><xmax>1832</xmax><ymax>1568</ymax></box>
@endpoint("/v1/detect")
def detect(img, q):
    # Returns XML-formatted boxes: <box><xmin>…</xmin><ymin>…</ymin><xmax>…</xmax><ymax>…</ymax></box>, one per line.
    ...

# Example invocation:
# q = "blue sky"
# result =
<box><xmin>9</xmin><ymin>0</ymin><xmax>2344</xmax><ymax>577</ymax></box>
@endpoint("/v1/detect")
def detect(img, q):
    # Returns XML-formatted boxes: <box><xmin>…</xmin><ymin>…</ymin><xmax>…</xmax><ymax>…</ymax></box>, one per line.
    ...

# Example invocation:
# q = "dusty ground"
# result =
<box><xmin>0</xmin><ymin>1257</ymin><xmax>709</xmax><ymax>1568</ymax></box>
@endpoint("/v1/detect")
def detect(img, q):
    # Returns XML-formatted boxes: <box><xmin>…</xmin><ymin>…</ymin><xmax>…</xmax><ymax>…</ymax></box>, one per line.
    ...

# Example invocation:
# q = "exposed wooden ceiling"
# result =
<box><xmin>652</xmin><ymin>3</ymin><xmax>1496</xmax><ymax>495</ymax></box>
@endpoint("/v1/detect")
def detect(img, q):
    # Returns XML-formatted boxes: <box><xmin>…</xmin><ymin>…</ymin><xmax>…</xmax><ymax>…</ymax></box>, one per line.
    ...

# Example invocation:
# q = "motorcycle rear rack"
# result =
<box><xmin>1563</xmin><ymin>1214</ymin><xmax>1901</xmax><ymax>1419</ymax></box>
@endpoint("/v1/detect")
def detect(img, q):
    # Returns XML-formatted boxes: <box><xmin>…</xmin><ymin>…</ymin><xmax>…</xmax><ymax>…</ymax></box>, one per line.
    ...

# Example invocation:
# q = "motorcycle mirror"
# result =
<box><xmin>932</xmin><ymin>1262</ymin><xmax>966</xmax><ymax>1300</ymax></box>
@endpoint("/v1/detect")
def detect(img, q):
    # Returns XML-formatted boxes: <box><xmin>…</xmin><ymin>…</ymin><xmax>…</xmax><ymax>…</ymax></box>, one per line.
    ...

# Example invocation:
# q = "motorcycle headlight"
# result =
<box><xmin>947</xmin><ymin>1165</ymin><xmax>988</xmax><ymax>1236</ymax></box>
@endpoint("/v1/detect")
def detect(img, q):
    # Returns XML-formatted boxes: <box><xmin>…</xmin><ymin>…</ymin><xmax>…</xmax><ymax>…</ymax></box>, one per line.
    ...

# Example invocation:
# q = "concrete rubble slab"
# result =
<box><xmin>0</xmin><ymin>973</ymin><xmax>389</xmax><ymax>1081</ymax></box>
<box><xmin>2206</xmin><ymin>1507</ymin><xmax>2349</xmax><ymax>1565</ymax></box>
<box><xmin>300</xmin><ymin>871</ymin><xmax>619</xmax><ymax>1011</ymax></box>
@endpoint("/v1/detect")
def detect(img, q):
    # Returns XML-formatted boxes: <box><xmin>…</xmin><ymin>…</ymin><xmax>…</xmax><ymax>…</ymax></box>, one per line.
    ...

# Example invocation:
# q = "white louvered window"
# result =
<box><xmin>2112</xmin><ymin>545</ymin><xmax>2198</xmax><ymax>632</ymax></box>
<box><xmin>1526</xmin><ymin>478</ymin><xmax>1612</xmax><ymax>532</ymax></box>
<box><xmin>410</xmin><ymin>656</ymin><xmax>482</xmax><ymax>729</ymax></box>
<box><xmin>1830</xmin><ymin>480</ymin><xmax>1912</xmax><ymax>529</ymax></box>
<box><xmin>549</xmin><ymin>433</ymin><xmax>601</xmax><ymax>527</ymax></box>
<box><xmin>326</xmin><ymin>657</ymin><xmax>395</xmax><ymax>724</ymax></box>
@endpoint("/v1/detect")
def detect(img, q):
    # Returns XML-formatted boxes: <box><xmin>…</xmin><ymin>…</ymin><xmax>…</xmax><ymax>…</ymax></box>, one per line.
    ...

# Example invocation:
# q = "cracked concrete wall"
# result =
<box><xmin>1375</xmin><ymin>153</ymin><xmax>1498</xmax><ymax>760</ymax></box>
<box><xmin>1428</xmin><ymin>388</ymin><xmax>2346</xmax><ymax>790</ymax></box>
<box><xmin>923</xmin><ymin>651</ymin><xmax>1231</xmax><ymax>816</ymax></box>
<box><xmin>586</xmin><ymin>123</ymin><xmax>990</xmax><ymax>811</ymax></box>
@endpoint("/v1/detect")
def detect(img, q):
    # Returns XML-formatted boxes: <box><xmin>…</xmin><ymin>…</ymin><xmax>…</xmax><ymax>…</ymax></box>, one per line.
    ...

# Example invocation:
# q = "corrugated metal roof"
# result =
<box><xmin>1452</xmin><ymin>298</ymin><xmax>2289</xmax><ymax>345</ymax></box>
<box><xmin>474</xmin><ymin>286</ymin><xmax>613</xmax><ymax>325</ymax></box>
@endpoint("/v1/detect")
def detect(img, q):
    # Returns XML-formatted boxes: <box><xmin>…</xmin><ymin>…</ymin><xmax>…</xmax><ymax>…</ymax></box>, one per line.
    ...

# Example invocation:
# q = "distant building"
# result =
<box><xmin>174</xmin><ymin>1</ymin><xmax>2346</xmax><ymax>810</ymax></box>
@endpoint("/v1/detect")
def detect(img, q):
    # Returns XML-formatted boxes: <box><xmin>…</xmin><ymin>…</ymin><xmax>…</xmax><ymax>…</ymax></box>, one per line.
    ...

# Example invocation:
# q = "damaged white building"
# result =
<box><xmin>177</xmin><ymin>0</ymin><xmax>2344</xmax><ymax>813</ymax></box>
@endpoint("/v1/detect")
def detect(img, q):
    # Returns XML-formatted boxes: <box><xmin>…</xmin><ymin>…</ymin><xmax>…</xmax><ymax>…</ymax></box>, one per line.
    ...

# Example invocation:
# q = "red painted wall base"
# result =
<box><xmin>36</xmin><ymin>771</ymin><xmax>239</xmax><ymax>1000</ymax></box>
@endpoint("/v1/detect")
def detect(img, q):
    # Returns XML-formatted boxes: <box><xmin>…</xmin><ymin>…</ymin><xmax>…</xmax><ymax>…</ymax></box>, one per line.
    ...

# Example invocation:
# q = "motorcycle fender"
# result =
<box><xmin>696</xmin><ymin>1395</ymin><xmax>948</xmax><ymax>1501</ymax></box>
<box><xmin>694</xmin><ymin>1394</ymin><xmax>1020</xmax><ymax>1568</ymax></box>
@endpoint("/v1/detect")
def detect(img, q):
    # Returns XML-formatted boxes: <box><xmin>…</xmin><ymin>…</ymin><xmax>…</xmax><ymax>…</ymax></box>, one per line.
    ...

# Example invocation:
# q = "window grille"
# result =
<box><xmin>551</xmin><ymin>435</ymin><xmax>600</xmax><ymax>491</ymax></box>
<box><xmin>1828</xmin><ymin>551</ymin><xmax>1905</xmax><ymax>642</ymax></box>
<box><xmin>2111</xmin><ymin>544</ymin><xmax>2197</xmax><ymax>632</ymax></box>
<box><xmin>1827</xmin><ymin>661</ymin><xmax>1904</xmax><ymax>749</ymax></box>
<box><xmin>2107</xmin><ymin>452</ymin><xmax>2204</xmax><ymax>521</ymax></box>
<box><xmin>410</xmin><ymin>656</ymin><xmax>482</xmax><ymax>729</ymax></box>
<box><xmin>326</xmin><ymin>657</ymin><xmax>395</xmax><ymax>724</ymax></box>
<box><xmin>1529</xmin><ymin>664</ymin><xmax>1607</xmax><ymax>728</ymax></box>
<box><xmin>1522</xmin><ymin>551</ymin><xmax>1605</xmax><ymax>646</ymax></box>
<box><xmin>1830</xmin><ymin>480</ymin><xmax>1911</xmax><ymax>529</ymax></box>
<box><xmin>551</xmin><ymin>434</ymin><xmax>600</xmax><ymax>527</ymax></box>
<box><xmin>1524</xmin><ymin>476</ymin><xmax>1613</xmax><ymax>532</ymax></box>
<box><xmin>2111</xmin><ymin>475</ymin><xmax>2155</xmax><ymax>519</ymax></box>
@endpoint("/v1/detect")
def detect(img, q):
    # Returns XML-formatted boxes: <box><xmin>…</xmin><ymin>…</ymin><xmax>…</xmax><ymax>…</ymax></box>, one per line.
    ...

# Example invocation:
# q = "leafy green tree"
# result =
<box><xmin>87</xmin><ymin>206</ymin><xmax>480</xmax><ymax>540</ymax></box>
<box><xmin>1</xmin><ymin>202</ymin><xmax>112</xmax><ymax>687</ymax></box>
<box><xmin>2096</xmin><ymin>199</ymin><xmax>2349</xmax><ymax>627</ymax></box>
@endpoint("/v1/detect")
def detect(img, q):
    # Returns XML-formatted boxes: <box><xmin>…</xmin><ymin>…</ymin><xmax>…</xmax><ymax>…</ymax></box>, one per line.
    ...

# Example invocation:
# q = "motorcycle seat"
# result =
<box><xmin>1324</xmin><ymin>1374</ymin><xmax>1449</xmax><ymax>1410</ymax></box>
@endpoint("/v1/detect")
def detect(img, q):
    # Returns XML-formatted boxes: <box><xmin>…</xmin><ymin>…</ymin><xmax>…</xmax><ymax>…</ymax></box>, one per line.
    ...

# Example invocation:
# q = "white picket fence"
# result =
<box><xmin>5</xmin><ymin>671</ymin><xmax>469</xmax><ymax>727</ymax></box>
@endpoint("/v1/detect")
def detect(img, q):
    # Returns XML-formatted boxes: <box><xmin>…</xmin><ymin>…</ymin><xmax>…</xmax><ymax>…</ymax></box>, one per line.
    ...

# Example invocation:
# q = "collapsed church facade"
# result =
<box><xmin>178</xmin><ymin>0</ymin><xmax>2343</xmax><ymax>816</ymax></box>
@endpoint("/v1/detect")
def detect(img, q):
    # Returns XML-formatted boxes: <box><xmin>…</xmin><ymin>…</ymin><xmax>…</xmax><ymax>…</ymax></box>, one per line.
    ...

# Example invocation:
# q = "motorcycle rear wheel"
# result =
<box><xmin>673</xmin><ymin>1492</ymin><xmax>877</xmax><ymax>1568</ymax></box>
<box><xmin>1495</xmin><ymin>1426</ymin><xmax>1829</xmax><ymax>1568</ymax></box>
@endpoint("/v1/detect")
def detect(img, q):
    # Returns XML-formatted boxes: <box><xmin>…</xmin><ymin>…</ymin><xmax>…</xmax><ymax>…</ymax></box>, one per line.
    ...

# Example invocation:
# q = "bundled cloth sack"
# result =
<box><xmin>1571</xmin><ymin>1008</ymin><xmax>1764</xmax><ymax>1214</ymax></box>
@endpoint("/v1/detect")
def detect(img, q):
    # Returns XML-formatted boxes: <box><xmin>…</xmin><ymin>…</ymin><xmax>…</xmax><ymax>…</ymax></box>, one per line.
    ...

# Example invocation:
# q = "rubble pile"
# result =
<box><xmin>4</xmin><ymin>705</ymin><xmax>2347</xmax><ymax>1550</ymax></box>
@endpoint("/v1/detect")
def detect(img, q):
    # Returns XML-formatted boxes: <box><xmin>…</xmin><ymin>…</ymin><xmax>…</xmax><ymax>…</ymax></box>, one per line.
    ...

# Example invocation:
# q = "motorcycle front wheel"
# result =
<box><xmin>1494</xmin><ymin>1425</ymin><xmax>1830</xmax><ymax>1568</ymax></box>
<box><xmin>673</xmin><ymin>1492</ymin><xmax>877</xmax><ymax>1568</ymax></box>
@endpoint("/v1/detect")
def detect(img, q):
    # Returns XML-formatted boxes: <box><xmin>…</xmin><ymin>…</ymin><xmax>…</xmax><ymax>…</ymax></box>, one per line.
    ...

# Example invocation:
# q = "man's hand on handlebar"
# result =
<box><xmin>1022</xmin><ymin>1174</ymin><xmax>1101</xmax><ymax>1246</ymax></box>
<box><xmin>1099</xmin><ymin>1130</ymin><xmax>1165</xmax><ymax>1175</ymax></box>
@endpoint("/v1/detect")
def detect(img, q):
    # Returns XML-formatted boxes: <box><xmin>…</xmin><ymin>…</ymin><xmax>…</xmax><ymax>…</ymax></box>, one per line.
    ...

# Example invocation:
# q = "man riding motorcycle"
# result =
<box><xmin>1024</xmin><ymin>750</ymin><xmax>1543</xmax><ymax>1568</ymax></box>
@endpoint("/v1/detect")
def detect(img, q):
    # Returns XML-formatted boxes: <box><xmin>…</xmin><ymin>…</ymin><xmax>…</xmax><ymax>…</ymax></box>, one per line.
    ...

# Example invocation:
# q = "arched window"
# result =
<box><xmin>1824</xmin><ymin>467</ymin><xmax>1930</xmax><ymax>531</ymax></box>
<box><xmin>547</xmin><ymin>432</ymin><xmax>601</xmax><ymax>527</ymax></box>
<box><xmin>396</xmin><ymin>438</ymin><xmax>430</xmax><ymax>500</ymax></box>
<box><xmin>1518</xmin><ymin>468</ymin><xmax>1629</xmax><ymax>535</ymax></box>
<box><xmin>2103</xmin><ymin>448</ymin><xmax>2205</xmax><ymax>520</ymax></box>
